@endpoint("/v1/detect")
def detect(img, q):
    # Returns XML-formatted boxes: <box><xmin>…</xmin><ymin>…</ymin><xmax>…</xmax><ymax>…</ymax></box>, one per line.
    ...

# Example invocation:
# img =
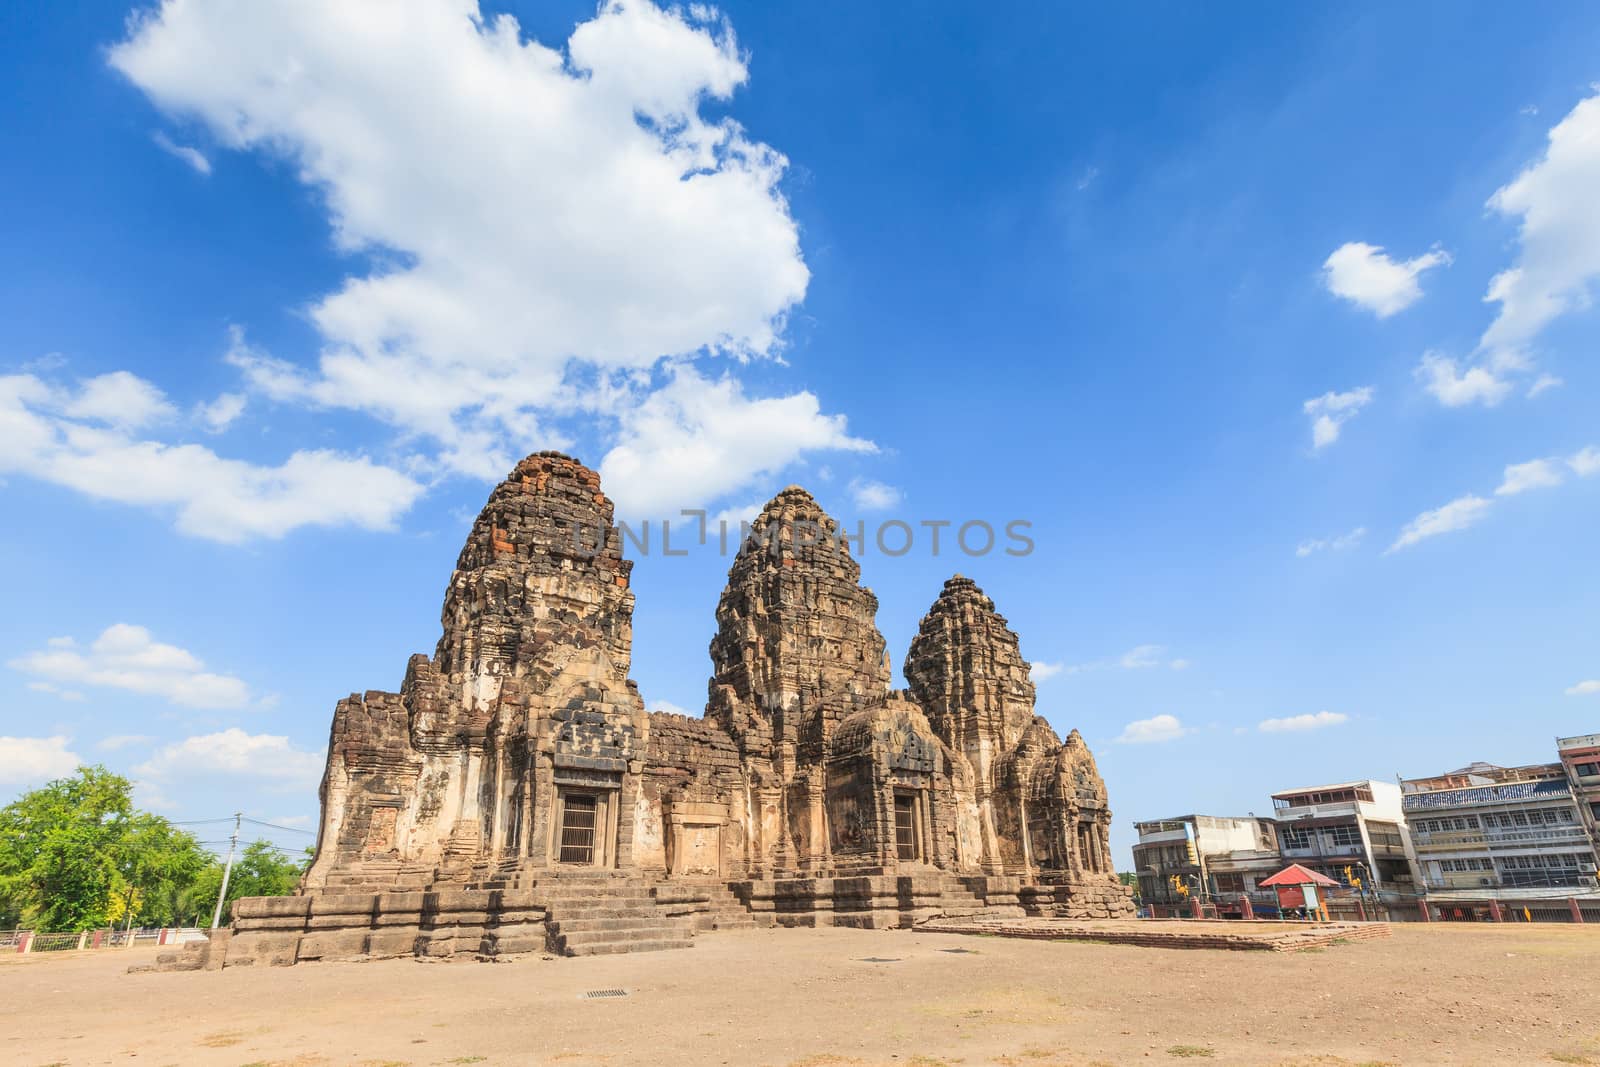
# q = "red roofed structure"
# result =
<box><xmin>1260</xmin><ymin>863</ymin><xmax>1341</xmax><ymax>920</ymax></box>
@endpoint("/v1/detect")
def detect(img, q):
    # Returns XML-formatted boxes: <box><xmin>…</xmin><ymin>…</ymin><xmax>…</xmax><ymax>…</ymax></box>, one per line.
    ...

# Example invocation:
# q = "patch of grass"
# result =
<box><xmin>1167</xmin><ymin>1047</ymin><xmax>1215</xmax><ymax>1059</ymax></box>
<box><xmin>1549</xmin><ymin>1053</ymin><xmax>1596</xmax><ymax>1065</ymax></box>
<box><xmin>445</xmin><ymin>1059</ymin><xmax>488</xmax><ymax>1065</ymax></box>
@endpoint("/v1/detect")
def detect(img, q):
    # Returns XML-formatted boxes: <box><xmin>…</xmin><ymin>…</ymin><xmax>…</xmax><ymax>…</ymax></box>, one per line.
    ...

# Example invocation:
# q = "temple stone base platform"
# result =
<box><xmin>917</xmin><ymin>916</ymin><xmax>1393</xmax><ymax>952</ymax></box>
<box><xmin>156</xmin><ymin>872</ymin><xmax>765</xmax><ymax>969</ymax></box>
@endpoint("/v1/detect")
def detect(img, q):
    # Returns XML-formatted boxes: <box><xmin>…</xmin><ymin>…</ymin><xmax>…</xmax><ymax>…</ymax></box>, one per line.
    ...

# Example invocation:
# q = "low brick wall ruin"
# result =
<box><xmin>919</xmin><ymin>916</ymin><xmax>1393</xmax><ymax>952</ymax></box>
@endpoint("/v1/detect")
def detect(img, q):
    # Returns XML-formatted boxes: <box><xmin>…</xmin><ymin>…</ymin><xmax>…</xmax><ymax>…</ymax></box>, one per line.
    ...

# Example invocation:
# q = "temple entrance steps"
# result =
<box><xmin>532</xmin><ymin>871</ymin><xmax>695</xmax><ymax>956</ymax></box>
<box><xmin>653</xmin><ymin>879</ymin><xmax>759</xmax><ymax>932</ymax></box>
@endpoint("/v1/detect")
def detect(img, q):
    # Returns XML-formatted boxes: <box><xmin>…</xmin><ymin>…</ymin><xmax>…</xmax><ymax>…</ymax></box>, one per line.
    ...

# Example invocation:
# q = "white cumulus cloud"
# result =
<box><xmin>62</xmin><ymin>370</ymin><xmax>177</xmax><ymax>429</ymax></box>
<box><xmin>1115</xmin><ymin>714</ymin><xmax>1190</xmax><ymax>744</ymax></box>
<box><xmin>847</xmin><ymin>478</ymin><xmax>902</xmax><ymax>512</ymax></box>
<box><xmin>9</xmin><ymin>623</ymin><xmax>252</xmax><ymax>710</ymax></box>
<box><xmin>109</xmin><ymin>1</ymin><xmax>859</xmax><ymax>509</ymax></box>
<box><xmin>1496</xmin><ymin>458</ymin><xmax>1566</xmax><ymax>496</ymax></box>
<box><xmin>1570</xmin><ymin>446</ymin><xmax>1600</xmax><ymax>477</ymax></box>
<box><xmin>1029</xmin><ymin>661</ymin><xmax>1063</xmax><ymax>683</ymax></box>
<box><xmin>1479</xmin><ymin>90</ymin><xmax>1600</xmax><ymax>366</ymax></box>
<box><xmin>1321</xmin><ymin>242</ymin><xmax>1450</xmax><ymax>317</ymax></box>
<box><xmin>598</xmin><ymin>366</ymin><xmax>873</xmax><ymax>516</ymax></box>
<box><xmin>194</xmin><ymin>391</ymin><xmax>246</xmax><ymax>432</ymax></box>
<box><xmin>0</xmin><ymin>371</ymin><xmax>424</xmax><ymax>542</ymax></box>
<box><xmin>136</xmin><ymin>728</ymin><xmax>325</xmax><ymax>787</ymax></box>
<box><xmin>1414</xmin><ymin>352</ymin><xmax>1513</xmax><ymax>408</ymax></box>
<box><xmin>1258</xmin><ymin>710</ymin><xmax>1349</xmax><ymax>733</ymax></box>
<box><xmin>1303</xmin><ymin>387</ymin><xmax>1374</xmax><ymax>450</ymax></box>
<box><xmin>0</xmin><ymin>736</ymin><xmax>82</xmax><ymax>787</ymax></box>
<box><xmin>1565</xmin><ymin>680</ymin><xmax>1600</xmax><ymax>696</ymax></box>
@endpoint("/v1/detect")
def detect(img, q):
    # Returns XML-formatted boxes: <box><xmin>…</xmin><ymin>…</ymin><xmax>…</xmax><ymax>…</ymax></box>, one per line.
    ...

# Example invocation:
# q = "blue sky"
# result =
<box><xmin>2</xmin><ymin>1</ymin><xmax>1598</xmax><ymax>866</ymax></box>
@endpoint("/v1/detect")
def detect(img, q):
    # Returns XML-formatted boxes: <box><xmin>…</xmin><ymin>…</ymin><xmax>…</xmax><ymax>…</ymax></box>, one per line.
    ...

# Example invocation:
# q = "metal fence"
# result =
<box><xmin>6</xmin><ymin>926</ymin><xmax>209</xmax><ymax>953</ymax></box>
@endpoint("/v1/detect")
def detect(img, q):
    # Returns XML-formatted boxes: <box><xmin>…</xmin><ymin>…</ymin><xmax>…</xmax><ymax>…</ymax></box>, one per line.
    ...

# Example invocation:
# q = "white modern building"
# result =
<box><xmin>1269</xmin><ymin>779</ymin><xmax>1417</xmax><ymax>897</ymax></box>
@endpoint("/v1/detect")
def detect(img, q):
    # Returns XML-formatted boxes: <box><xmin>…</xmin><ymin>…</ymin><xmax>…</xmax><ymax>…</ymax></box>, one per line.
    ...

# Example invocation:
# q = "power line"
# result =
<box><xmin>241</xmin><ymin>816</ymin><xmax>314</xmax><ymax>836</ymax></box>
<box><xmin>174</xmin><ymin>815</ymin><xmax>315</xmax><ymax>835</ymax></box>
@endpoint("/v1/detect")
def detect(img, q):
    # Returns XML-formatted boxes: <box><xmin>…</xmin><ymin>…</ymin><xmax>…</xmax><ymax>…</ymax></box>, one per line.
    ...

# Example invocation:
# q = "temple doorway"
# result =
<box><xmin>894</xmin><ymin>792</ymin><xmax>920</xmax><ymax>862</ymax></box>
<box><xmin>558</xmin><ymin>792</ymin><xmax>598</xmax><ymax>864</ymax></box>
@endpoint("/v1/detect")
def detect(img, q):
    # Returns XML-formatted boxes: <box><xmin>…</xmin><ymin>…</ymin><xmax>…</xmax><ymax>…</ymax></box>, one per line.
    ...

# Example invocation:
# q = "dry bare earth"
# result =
<box><xmin>2</xmin><ymin>924</ymin><xmax>1596</xmax><ymax>1066</ymax></box>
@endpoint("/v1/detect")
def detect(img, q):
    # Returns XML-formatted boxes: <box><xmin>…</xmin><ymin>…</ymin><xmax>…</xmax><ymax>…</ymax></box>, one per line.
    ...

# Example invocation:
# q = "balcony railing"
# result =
<box><xmin>1425</xmin><ymin>871</ymin><xmax>1594</xmax><ymax>890</ymax></box>
<box><xmin>1280</xmin><ymin>841</ymin><xmax>1364</xmax><ymax>856</ymax></box>
<box><xmin>1411</xmin><ymin>826</ymin><xmax>1591</xmax><ymax>848</ymax></box>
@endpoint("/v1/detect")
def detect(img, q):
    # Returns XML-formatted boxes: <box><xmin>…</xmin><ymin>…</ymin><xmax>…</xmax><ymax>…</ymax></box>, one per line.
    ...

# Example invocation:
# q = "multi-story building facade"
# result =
<box><xmin>1402</xmin><ymin>761</ymin><xmax>1598</xmax><ymax>918</ymax></box>
<box><xmin>1269</xmin><ymin>780</ymin><xmax>1416</xmax><ymax>902</ymax></box>
<box><xmin>1128</xmin><ymin>731</ymin><xmax>1600</xmax><ymax>923</ymax></box>
<box><xmin>1557</xmin><ymin>734</ymin><xmax>1600</xmax><ymax>846</ymax></box>
<box><xmin>1131</xmin><ymin>814</ymin><xmax>1279</xmax><ymax>913</ymax></box>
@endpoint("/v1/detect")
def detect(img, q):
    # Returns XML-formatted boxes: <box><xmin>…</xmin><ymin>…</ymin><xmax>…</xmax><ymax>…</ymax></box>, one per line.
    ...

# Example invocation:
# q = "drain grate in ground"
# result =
<box><xmin>855</xmin><ymin>957</ymin><xmax>901</xmax><ymax>963</ymax></box>
<box><xmin>584</xmin><ymin>989</ymin><xmax>629</xmax><ymax>999</ymax></box>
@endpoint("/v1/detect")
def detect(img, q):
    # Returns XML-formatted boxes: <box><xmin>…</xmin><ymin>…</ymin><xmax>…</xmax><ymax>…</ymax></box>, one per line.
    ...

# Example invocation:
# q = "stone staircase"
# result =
<box><xmin>536</xmin><ymin>872</ymin><xmax>695</xmax><ymax>956</ymax></box>
<box><xmin>317</xmin><ymin>858</ymin><xmax>437</xmax><ymax>894</ymax></box>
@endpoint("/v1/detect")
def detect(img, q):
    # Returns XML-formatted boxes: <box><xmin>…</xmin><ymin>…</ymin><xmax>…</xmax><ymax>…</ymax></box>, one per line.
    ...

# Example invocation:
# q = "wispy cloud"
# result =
<box><xmin>151</xmin><ymin>131</ymin><xmax>211</xmax><ymax>175</ymax></box>
<box><xmin>97</xmin><ymin>734</ymin><xmax>155</xmax><ymax>751</ymax></box>
<box><xmin>1566</xmin><ymin>680</ymin><xmax>1600</xmax><ymax>697</ymax></box>
<box><xmin>1528</xmin><ymin>374</ymin><xmax>1564</xmax><ymax>398</ymax></box>
<box><xmin>10</xmin><ymin>623</ymin><xmax>252</xmax><ymax>709</ymax></box>
<box><xmin>1387</xmin><ymin>495</ymin><xmax>1492</xmax><ymax>553</ymax></box>
<box><xmin>1389</xmin><ymin>444</ymin><xmax>1596</xmax><ymax>553</ymax></box>
<box><xmin>1259</xmin><ymin>710</ymin><xmax>1349</xmax><ymax>733</ymax></box>
<box><xmin>1296</xmin><ymin>526</ymin><xmax>1366</xmax><ymax>558</ymax></box>
<box><xmin>1049</xmin><ymin>644</ymin><xmax>1191</xmax><ymax>675</ymax></box>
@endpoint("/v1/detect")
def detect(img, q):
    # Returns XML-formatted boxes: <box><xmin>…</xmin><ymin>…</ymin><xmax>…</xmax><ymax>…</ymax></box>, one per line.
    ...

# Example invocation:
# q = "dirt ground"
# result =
<box><xmin>2</xmin><ymin>923</ymin><xmax>1596</xmax><ymax>1067</ymax></box>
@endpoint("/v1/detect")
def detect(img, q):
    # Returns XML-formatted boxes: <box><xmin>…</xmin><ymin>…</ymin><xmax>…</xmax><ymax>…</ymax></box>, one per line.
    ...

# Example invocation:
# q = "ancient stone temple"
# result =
<box><xmin>214</xmin><ymin>452</ymin><xmax>1131</xmax><ymax>967</ymax></box>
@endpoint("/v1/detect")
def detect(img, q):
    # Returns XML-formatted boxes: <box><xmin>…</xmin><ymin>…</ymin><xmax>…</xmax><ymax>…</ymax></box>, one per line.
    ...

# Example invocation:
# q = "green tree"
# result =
<box><xmin>118</xmin><ymin>813</ymin><xmax>210</xmax><ymax>927</ymax></box>
<box><xmin>0</xmin><ymin>766</ymin><xmax>212</xmax><ymax>931</ymax></box>
<box><xmin>179</xmin><ymin>841</ymin><xmax>310</xmax><ymax>926</ymax></box>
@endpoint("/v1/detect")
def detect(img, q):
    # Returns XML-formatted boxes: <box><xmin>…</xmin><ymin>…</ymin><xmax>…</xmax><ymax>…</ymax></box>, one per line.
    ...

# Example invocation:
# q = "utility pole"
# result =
<box><xmin>210</xmin><ymin>813</ymin><xmax>241</xmax><ymax>930</ymax></box>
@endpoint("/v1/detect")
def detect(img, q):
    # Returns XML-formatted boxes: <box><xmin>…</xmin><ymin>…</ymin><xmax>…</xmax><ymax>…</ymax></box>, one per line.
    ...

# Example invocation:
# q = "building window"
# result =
<box><xmin>1575</xmin><ymin>762</ymin><xmax>1600</xmax><ymax>777</ymax></box>
<box><xmin>1325</xmin><ymin>824</ymin><xmax>1363</xmax><ymax>847</ymax></box>
<box><xmin>558</xmin><ymin>792</ymin><xmax>597</xmax><ymax>864</ymax></box>
<box><xmin>894</xmin><ymin>793</ymin><xmax>919</xmax><ymax>862</ymax></box>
